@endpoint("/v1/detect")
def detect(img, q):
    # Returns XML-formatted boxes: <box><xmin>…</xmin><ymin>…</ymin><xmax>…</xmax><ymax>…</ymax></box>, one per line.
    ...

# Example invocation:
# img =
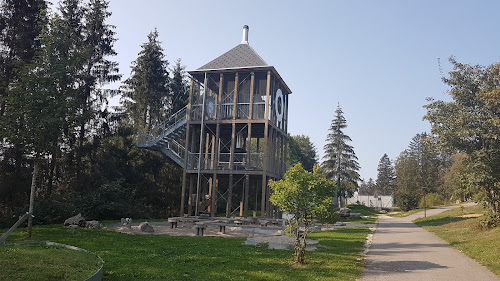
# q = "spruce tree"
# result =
<box><xmin>322</xmin><ymin>104</ymin><xmax>360</xmax><ymax>206</ymax></box>
<box><xmin>376</xmin><ymin>153</ymin><xmax>395</xmax><ymax>195</ymax></box>
<box><xmin>0</xmin><ymin>0</ymin><xmax>48</xmax><ymax>117</ymax></box>
<box><xmin>170</xmin><ymin>58</ymin><xmax>189</xmax><ymax>115</ymax></box>
<box><xmin>121</xmin><ymin>29</ymin><xmax>170</xmax><ymax>130</ymax></box>
<box><xmin>73</xmin><ymin>0</ymin><xmax>120</xmax><ymax>184</ymax></box>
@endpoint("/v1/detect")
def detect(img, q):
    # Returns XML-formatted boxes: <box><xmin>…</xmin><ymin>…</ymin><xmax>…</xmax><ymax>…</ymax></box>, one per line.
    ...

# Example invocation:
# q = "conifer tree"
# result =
<box><xmin>121</xmin><ymin>29</ymin><xmax>170</xmax><ymax>130</ymax></box>
<box><xmin>376</xmin><ymin>153</ymin><xmax>395</xmax><ymax>195</ymax></box>
<box><xmin>322</xmin><ymin>104</ymin><xmax>360</xmax><ymax>206</ymax></box>
<box><xmin>0</xmin><ymin>0</ymin><xmax>48</xmax><ymax>117</ymax></box>
<box><xmin>170</xmin><ymin>58</ymin><xmax>189</xmax><ymax>115</ymax></box>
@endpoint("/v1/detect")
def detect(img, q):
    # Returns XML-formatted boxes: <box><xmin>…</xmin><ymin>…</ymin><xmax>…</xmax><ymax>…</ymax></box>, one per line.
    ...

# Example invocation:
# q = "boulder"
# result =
<box><xmin>121</xmin><ymin>218</ymin><xmax>132</xmax><ymax>228</ymax></box>
<box><xmin>139</xmin><ymin>222</ymin><xmax>154</xmax><ymax>233</ymax></box>
<box><xmin>349</xmin><ymin>213</ymin><xmax>361</xmax><ymax>219</ymax></box>
<box><xmin>86</xmin><ymin>220</ymin><xmax>102</xmax><ymax>229</ymax></box>
<box><xmin>337</xmin><ymin>208</ymin><xmax>352</xmax><ymax>218</ymax></box>
<box><xmin>64</xmin><ymin>213</ymin><xmax>87</xmax><ymax>227</ymax></box>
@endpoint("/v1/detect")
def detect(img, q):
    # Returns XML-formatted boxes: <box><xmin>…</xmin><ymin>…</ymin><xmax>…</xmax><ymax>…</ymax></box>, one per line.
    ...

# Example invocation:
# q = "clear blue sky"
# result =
<box><xmin>57</xmin><ymin>0</ymin><xmax>500</xmax><ymax>180</ymax></box>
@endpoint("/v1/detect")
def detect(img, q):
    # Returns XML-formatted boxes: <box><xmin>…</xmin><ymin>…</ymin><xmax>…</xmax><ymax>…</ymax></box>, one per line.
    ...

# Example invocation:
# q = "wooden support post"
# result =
<box><xmin>211</xmin><ymin>134</ymin><xmax>215</xmax><ymax>169</ymax></box>
<box><xmin>261</xmin><ymin>70</ymin><xmax>271</xmax><ymax>217</ymax></box>
<box><xmin>188</xmin><ymin>175</ymin><xmax>194</xmax><ymax>216</ymax></box>
<box><xmin>208</xmin><ymin>177</ymin><xmax>212</xmax><ymax>213</ymax></box>
<box><xmin>227</xmin><ymin>174</ymin><xmax>233</xmax><ymax>217</ymax></box>
<box><xmin>181</xmin><ymin>79</ymin><xmax>195</xmax><ymax>215</ymax></box>
<box><xmin>211</xmin><ymin>174</ymin><xmax>218</xmax><ymax>216</ymax></box>
<box><xmin>244</xmin><ymin>174</ymin><xmax>249</xmax><ymax>217</ymax></box>
<box><xmin>205</xmin><ymin>132</ymin><xmax>210</xmax><ymax>169</ymax></box>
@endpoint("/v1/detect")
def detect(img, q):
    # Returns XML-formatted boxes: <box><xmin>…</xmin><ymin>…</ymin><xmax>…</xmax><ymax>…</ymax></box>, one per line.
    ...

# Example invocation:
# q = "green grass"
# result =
<box><xmin>3</xmin><ymin>225</ymin><xmax>371</xmax><ymax>281</ymax></box>
<box><xmin>0</xmin><ymin>244</ymin><xmax>101</xmax><ymax>281</ymax></box>
<box><xmin>414</xmin><ymin>205</ymin><xmax>500</xmax><ymax>275</ymax></box>
<box><xmin>342</xmin><ymin>204</ymin><xmax>379</xmax><ymax>224</ymax></box>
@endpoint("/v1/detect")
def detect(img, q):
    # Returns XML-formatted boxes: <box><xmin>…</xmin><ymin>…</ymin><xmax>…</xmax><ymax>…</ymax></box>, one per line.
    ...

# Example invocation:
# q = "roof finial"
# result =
<box><xmin>241</xmin><ymin>25</ymin><xmax>249</xmax><ymax>44</ymax></box>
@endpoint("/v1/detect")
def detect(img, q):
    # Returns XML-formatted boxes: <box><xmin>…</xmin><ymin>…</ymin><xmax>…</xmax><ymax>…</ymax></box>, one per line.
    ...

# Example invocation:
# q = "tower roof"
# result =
<box><xmin>188</xmin><ymin>25</ymin><xmax>291</xmax><ymax>94</ymax></box>
<box><xmin>197</xmin><ymin>43</ymin><xmax>268</xmax><ymax>70</ymax></box>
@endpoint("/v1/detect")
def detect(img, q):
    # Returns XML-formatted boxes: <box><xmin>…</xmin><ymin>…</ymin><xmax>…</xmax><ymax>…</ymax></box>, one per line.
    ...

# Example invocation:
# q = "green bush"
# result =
<box><xmin>315</xmin><ymin>206</ymin><xmax>340</xmax><ymax>225</ymax></box>
<box><xmin>419</xmin><ymin>193</ymin><xmax>444</xmax><ymax>209</ymax></box>
<box><xmin>477</xmin><ymin>212</ymin><xmax>500</xmax><ymax>230</ymax></box>
<box><xmin>395</xmin><ymin>189</ymin><xmax>420</xmax><ymax>211</ymax></box>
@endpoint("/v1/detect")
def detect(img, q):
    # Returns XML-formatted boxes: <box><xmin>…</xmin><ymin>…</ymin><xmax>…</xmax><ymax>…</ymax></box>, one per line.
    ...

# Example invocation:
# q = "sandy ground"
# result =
<box><xmin>106</xmin><ymin>222</ymin><xmax>283</xmax><ymax>238</ymax></box>
<box><xmin>106</xmin><ymin>221</ymin><xmax>376</xmax><ymax>251</ymax></box>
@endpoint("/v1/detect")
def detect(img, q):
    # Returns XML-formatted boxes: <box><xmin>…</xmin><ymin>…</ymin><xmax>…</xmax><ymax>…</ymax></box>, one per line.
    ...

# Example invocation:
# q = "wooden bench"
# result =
<box><xmin>168</xmin><ymin>218</ymin><xmax>178</xmax><ymax>228</ymax></box>
<box><xmin>195</xmin><ymin>222</ymin><xmax>206</xmax><ymax>236</ymax></box>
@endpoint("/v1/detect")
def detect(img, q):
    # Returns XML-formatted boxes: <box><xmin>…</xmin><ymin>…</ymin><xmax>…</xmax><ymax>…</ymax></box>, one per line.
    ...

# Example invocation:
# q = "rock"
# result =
<box><xmin>349</xmin><ymin>213</ymin><xmax>361</xmax><ymax>219</ymax></box>
<box><xmin>68</xmin><ymin>225</ymin><xmax>79</xmax><ymax>229</ymax></box>
<box><xmin>121</xmin><ymin>218</ymin><xmax>132</xmax><ymax>228</ymax></box>
<box><xmin>86</xmin><ymin>220</ymin><xmax>102</xmax><ymax>229</ymax></box>
<box><xmin>64</xmin><ymin>213</ymin><xmax>87</xmax><ymax>227</ymax></box>
<box><xmin>337</xmin><ymin>208</ymin><xmax>352</xmax><ymax>218</ymax></box>
<box><xmin>139</xmin><ymin>222</ymin><xmax>154</xmax><ymax>233</ymax></box>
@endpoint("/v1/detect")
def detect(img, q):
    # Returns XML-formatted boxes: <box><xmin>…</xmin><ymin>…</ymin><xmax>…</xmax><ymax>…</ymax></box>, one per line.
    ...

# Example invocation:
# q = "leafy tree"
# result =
<box><xmin>288</xmin><ymin>134</ymin><xmax>318</xmax><ymax>172</ymax></box>
<box><xmin>269</xmin><ymin>164</ymin><xmax>335</xmax><ymax>264</ymax></box>
<box><xmin>322</xmin><ymin>104</ymin><xmax>360</xmax><ymax>206</ymax></box>
<box><xmin>425</xmin><ymin>58</ymin><xmax>500</xmax><ymax>213</ymax></box>
<box><xmin>121</xmin><ymin>29</ymin><xmax>170</xmax><ymax>131</ymax></box>
<box><xmin>5</xmin><ymin>14</ymin><xmax>88</xmax><ymax>236</ymax></box>
<box><xmin>394</xmin><ymin>133</ymin><xmax>449</xmax><ymax>211</ymax></box>
<box><xmin>170</xmin><ymin>58</ymin><xmax>189</xmax><ymax>115</ymax></box>
<box><xmin>376</xmin><ymin>153</ymin><xmax>395</xmax><ymax>195</ymax></box>
<box><xmin>443</xmin><ymin>154</ymin><xmax>472</xmax><ymax>202</ymax></box>
<box><xmin>0</xmin><ymin>0</ymin><xmax>48</xmax><ymax>215</ymax></box>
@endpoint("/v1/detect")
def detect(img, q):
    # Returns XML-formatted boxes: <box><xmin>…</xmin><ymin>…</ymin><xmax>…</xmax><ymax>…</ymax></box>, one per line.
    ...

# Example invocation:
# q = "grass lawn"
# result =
<box><xmin>3</xmin><ymin>225</ymin><xmax>371</xmax><ymax>281</ymax></box>
<box><xmin>343</xmin><ymin>204</ymin><xmax>379</xmax><ymax>224</ymax></box>
<box><xmin>0</xmin><ymin>244</ymin><xmax>102</xmax><ymax>281</ymax></box>
<box><xmin>414</xmin><ymin>204</ymin><xmax>500</xmax><ymax>276</ymax></box>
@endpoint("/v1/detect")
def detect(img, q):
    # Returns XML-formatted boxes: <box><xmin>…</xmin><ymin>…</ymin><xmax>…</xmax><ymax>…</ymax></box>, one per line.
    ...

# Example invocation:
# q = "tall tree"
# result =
<box><xmin>121</xmin><ymin>29</ymin><xmax>170</xmax><ymax>130</ymax></box>
<box><xmin>288</xmin><ymin>134</ymin><xmax>318</xmax><ymax>172</ymax></box>
<box><xmin>425</xmin><ymin>58</ymin><xmax>500</xmax><ymax>213</ymax></box>
<box><xmin>0</xmin><ymin>0</ymin><xmax>48</xmax><ymax>117</ymax></box>
<box><xmin>394</xmin><ymin>133</ymin><xmax>449</xmax><ymax>211</ymax></box>
<box><xmin>322</xmin><ymin>105</ymin><xmax>360</xmax><ymax>206</ymax></box>
<box><xmin>5</xmin><ymin>14</ymin><xmax>88</xmax><ymax>236</ymax></box>
<box><xmin>376</xmin><ymin>153</ymin><xmax>395</xmax><ymax>195</ymax></box>
<box><xmin>73</xmin><ymin>0</ymin><xmax>120</xmax><ymax>184</ymax></box>
<box><xmin>170</xmin><ymin>58</ymin><xmax>189</xmax><ymax>115</ymax></box>
<box><xmin>0</xmin><ymin>0</ymin><xmax>48</xmax><ymax>231</ymax></box>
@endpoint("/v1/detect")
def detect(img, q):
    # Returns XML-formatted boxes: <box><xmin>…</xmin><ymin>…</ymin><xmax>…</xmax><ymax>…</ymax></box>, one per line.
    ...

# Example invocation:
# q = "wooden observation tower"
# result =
<box><xmin>139</xmin><ymin>25</ymin><xmax>291</xmax><ymax>218</ymax></box>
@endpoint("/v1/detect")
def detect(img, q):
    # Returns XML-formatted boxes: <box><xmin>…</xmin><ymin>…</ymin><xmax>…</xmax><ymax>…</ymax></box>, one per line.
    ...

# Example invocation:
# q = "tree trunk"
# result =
<box><xmin>27</xmin><ymin>159</ymin><xmax>39</xmax><ymax>238</ymax></box>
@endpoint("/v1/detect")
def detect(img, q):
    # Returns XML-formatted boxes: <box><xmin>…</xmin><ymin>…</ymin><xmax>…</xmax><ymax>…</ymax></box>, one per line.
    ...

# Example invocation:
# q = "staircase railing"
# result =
<box><xmin>138</xmin><ymin>106</ymin><xmax>187</xmax><ymax>146</ymax></box>
<box><xmin>166</xmin><ymin>139</ymin><xmax>185</xmax><ymax>160</ymax></box>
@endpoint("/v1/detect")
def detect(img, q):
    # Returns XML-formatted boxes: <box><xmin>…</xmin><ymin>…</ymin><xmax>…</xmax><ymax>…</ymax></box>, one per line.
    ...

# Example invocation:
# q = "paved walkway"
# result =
<box><xmin>359</xmin><ymin>204</ymin><xmax>499</xmax><ymax>281</ymax></box>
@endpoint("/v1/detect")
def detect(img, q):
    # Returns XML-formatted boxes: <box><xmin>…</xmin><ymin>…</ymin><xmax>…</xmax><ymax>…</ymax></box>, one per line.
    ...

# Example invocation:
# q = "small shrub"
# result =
<box><xmin>476</xmin><ymin>212</ymin><xmax>500</xmax><ymax>230</ymax></box>
<box><xmin>419</xmin><ymin>193</ymin><xmax>444</xmax><ymax>209</ymax></box>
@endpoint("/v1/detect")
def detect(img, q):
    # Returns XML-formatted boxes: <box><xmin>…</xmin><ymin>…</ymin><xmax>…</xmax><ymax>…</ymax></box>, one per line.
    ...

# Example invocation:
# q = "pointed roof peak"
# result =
<box><xmin>196</xmin><ymin>25</ymin><xmax>269</xmax><ymax>71</ymax></box>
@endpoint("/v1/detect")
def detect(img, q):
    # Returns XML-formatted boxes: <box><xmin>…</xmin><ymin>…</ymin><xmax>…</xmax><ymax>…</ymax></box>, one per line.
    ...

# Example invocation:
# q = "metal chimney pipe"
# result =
<box><xmin>241</xmin><ymin>25</ymin><xmax>249</xmax><ymax>44</ymax></box>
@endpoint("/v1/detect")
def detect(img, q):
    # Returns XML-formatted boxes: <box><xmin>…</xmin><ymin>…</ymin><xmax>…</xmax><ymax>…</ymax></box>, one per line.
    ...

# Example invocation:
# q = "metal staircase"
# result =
<box><xmin>137</xmin><ymin>106</ymin><xmax>187</xmax><ymax>167</ymax></box>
